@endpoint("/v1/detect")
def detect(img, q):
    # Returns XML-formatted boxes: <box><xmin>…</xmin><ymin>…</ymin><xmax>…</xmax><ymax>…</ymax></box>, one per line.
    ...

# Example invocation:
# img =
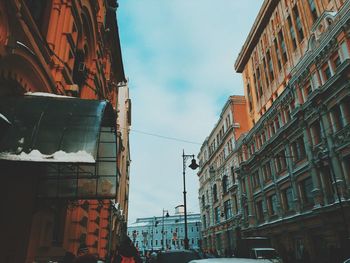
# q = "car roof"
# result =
<box><xmin>189</xmin><ymin>258</ymin><xmax>272</xmax><ymax>263</ymax></box>
<box><xmin>252</xmin><ymin>248</ymin><xmax>275</xmax><ymax>251</ymax></box>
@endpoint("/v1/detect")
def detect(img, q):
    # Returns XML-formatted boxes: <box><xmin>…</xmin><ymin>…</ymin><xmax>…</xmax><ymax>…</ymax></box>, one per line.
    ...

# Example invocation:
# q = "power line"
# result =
<box><xmin>129</xmin><ymin>128</ymin><xmax>202</xmax><ymax>145</ymax></box>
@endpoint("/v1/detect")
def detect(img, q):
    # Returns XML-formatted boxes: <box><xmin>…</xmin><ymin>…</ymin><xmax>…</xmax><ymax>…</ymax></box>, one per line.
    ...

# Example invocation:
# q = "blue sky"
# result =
<box><xmin>118</xmin><ymin>1</ymin><xmax>263</xmax><ymax>223</ymax></box>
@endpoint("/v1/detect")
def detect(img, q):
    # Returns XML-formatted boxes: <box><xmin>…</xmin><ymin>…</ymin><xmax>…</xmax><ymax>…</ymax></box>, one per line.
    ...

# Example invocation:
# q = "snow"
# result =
<box><xmin>25</xmin><ymin>92</ymin><xmax>74</xmax><ymax>99</ymax></box>
<box><xmin>0</xmin><ymin>149</ymin><xmax>95</xmax><ymax>163</ymax></box>
<box><xmin>0</xmin><ymin>113</ymin><xmax>11</xmax><ymax>124</ymax></box>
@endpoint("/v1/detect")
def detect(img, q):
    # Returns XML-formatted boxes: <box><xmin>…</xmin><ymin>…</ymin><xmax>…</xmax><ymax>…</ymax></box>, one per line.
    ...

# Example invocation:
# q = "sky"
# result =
<box><xmin>117</xmin><ymin>1</ymin><xmax>263</xmax><ymax>223</ymax></box>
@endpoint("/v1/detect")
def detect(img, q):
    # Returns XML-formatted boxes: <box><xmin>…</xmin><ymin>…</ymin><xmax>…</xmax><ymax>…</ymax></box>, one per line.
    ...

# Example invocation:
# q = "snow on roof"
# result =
<box><xmin>128</xmin><ymin>221</ymin><xmax>151</xmax><ymax>228</ymax></box>
<box><xmin>0</xmin><ymin>113</ymin><xmax>11</xmax><ymax>124</ymax></box>
<box><xmin>25</xmin><ymin>92</ymin><xmax>74</xmax><ymax>98</ymax></box>
<box><xmin>0</xmin><ymin>149</ymin><xmax>95</xmax><ymax>163</ymax></box>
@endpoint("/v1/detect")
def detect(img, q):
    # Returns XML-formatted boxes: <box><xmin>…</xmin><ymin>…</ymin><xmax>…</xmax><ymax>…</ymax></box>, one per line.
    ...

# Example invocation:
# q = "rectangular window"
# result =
<box><xmin>310</xmin><ymin>121</ymin><xmax>322</xmax><ymax>145</ymax></box>
<box><xmin>263</xmin><ymin>162</ymin><xmax>272</xmax><ymax>181</ymax></box>
<box><xmin>278</xmin><ymin>30</ymin><xmax>288</xmax><ymax>63</ymax></box>
<box><xmin>214</xmin><ymin>207</ymin><xmax>221</xmax><ymax>223</ymax></box>
<box><xmin>330</xmin><ymin>105</ymin><xmax>344</xmax><ymax>132</ymax></box>
<box><xmin>293</xmin><ymin>5</ymin><xmax>304</xmax><ymax>41</ymax></box>
<box><xmin>303</xmin><ymin>82</ymin><xmax>312</xmax><ymax>101</ymax></box>
<box><xmin>323</xmin><ymin>63</ymin><xmax>332</xmax><ymax>81</ymax></box>
<box><xmin>263</xmin><ymin>58</ymin><xmax>270</xmax><ymax>86</ymax></box>
<box><xmin>256</xmin><ymin>200</ymin><xmax>264</xmax><ymax>221</ymax></box>
<box><xmin>283</xmin><ymin>187</ymin><xmax>294</xmax><ymax>211</ymax></box>
<box><xmin>267</xmin><ymin>50</ymin><xmax>274</xmax><ymax>81</ymax></box>
<box><xmin>233</xmin><ymin>195</ymin><xmax>238</xmax><ymax>214</ymax></box>
<box><xmin>274</xmin><ymin>39</ymin><xmax>282</xmax><ymax>71</ymax></box>
<box><xmin>251</xmin><ymin>171</ymin><xmax>260</xmax><ymax>189</ymax></box>
<box><xmin>275</xmin><ymin>150</ymin><xmax>287</xmax><ymax>173</ymax></box>
<box><xmin>287</xmin><ymin>16</ymin><xmax>297</xmax><ymax>50</ymax></box>
<box><xmin>256</xmin><ymin>67</ymin><xmax>263</xmax><ymax>97</ymax></box>
<box><xmin>291</xmin><ymin>137</ymin><xmax>306</xmax><ymax>163</ymax></box>
<box><xmin>224</xmin><ymin>200</ymin><xmax>233</xmax><ymax>219</ymax></box>
<box><xmin>268</xmin><ymin>194</ymin><xmax>278</xmax><ymax>215</ymax></box>
<box><xmin>332</xmin><ymin>52</ymin><xmax>342</xmax><ymax>70</ymax></box>
<box><xmin>308</xmin><ymin>0</ymin><xmax>318</xmax><ymax>21</ymax></box>
<box><xmin>300</xmin><ymin>177</ymin><xmax>314</xmax><ymax>206</ymax></box>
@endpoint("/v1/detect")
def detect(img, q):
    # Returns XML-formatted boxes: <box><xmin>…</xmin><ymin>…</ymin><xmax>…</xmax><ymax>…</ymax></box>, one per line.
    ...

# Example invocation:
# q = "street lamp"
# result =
<box><xmin>182</xmin><ymin>149</ymin><xmax>199</xmax><ymax>250</ymax></box>
<box><xmin>162</xmin><ymin>209</ymin><xmax>169</xmax><ymax>250</ymax></box>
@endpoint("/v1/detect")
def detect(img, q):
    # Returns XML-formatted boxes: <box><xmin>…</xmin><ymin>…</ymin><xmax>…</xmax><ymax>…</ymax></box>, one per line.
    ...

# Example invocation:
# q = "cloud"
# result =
<box><xmin>118</xmin><ymin>0</ymin><xmax>262</xmax><ymax>222</ymax></box>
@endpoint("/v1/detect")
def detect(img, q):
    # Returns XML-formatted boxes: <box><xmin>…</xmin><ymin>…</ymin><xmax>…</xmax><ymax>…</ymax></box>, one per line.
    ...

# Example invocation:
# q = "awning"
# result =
<box><xmin>0</xmin><ymin>94</ymin><xmax>118</xmax><ymax>199</ymax></box>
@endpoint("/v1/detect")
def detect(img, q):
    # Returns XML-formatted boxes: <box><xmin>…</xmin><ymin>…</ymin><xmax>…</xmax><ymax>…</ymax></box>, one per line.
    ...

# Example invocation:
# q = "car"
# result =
<box><xmin>156</xmin><ymin>249</ymin><xmax>201</xmax><ymax>263</ymax></box>
<box><xmin>188</xmin><ymin>258</ymin><xmax>272</xmax><ymax>263</ymax></box>
<box><xmin>344</xmin><ymin>258</ymin><xmax>350</xmax><ymax>263</ymax></box>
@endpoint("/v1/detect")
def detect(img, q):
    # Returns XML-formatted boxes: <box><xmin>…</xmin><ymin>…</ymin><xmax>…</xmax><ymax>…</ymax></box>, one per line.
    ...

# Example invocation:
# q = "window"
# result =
<box><xmin>300</xmin><ymin>177</ymin><xmax>314</xmax><ymax>206</ymax></box>
<box><xmin>214</xmin><ymin>206</ymin><xmax>221</xmax><ymax>223</ymax></box>
<box><xmin>291</xmin><ymin>137</ymin><xmax>306</xmax><ymax>163</ymax></box>
<box><xmin>267</xmin><ymin>50</ymin><xmax>274</xmax><ymax>81</ymax></box>
<box><xmin>287</xmin><ymin>16</ymin><xmax>297</xmax><ymax>50</ymax></box>
<box><xmin>275</xmin><ymin>150</ymin><xmax>287</xmax><ymax>173</ymax></box>
<box><xmin>308</xmin><ymin>0</ymin><xmax>318</xmax><ymax>21</ymax></box>
<box><xmin>268</xmin><ymin>194</ymin><xmax>278</xmax><ymax>216</ymax></box>
<box><xmin>293</xmin><ymin>5</ymin><xmax>304</xmax><ymax>41</ymax></box>
<box><xmin>222</xmin><ymin>175</ymin><xmax>228</xmax><ymax>194</ymax></box>
<box><xmin>278</xmin><ymin>30</ymin><xmax>288</xmax><ymax>63</ymax></box>
<box><xmin>322</xmin><ymin>63</ymin><xmax>332</xmax><ymax>81</ymax></box>
<box><xmin>256</xmin><ymin>200</ymin><xmax>264</xmax><ymax>221</ymax></box>
<box><xmin>282</xmin><ymin>187</ymin><xmax>294</xmax><ymax>211</ymax></box>
<box><xmin>263</xmin><ymin>58</ymin><xmax>270</xmax><ymax>86</ymax></box>
<box><xmin>262</xmin><ymin>162</ymin><xmax>272</xmax><ymax>181</ymax></box>
<box><xmin>274</xmin><ymin>39</ymin><xmax>282</xmax><ymax>71</ymax></box>
<box><xmin>330</xmin><ymin>105</ymin><xmax>344</xmax><ymax>132</ymax></box>
<box><xmin>224</xmin><ymin>200</ymin><xmax>233</xmax><ymax>219</ymax></box>
<box><xmin>231</xmin><ymin>167</ymin><xmax>236</xmax><ymax>184</ymax></box>
<box><xmin>251</xmin><ymin>171</ymin><xmax>260</xmax><ymax>189</ymax></box>
<box><xmin>303</xmin><ymin>82</ymin><xmax>312</xmax><ymax>101</ymax></box>
<box><xmin>310</xmin><ymin>121</ymin><xmax>322</xmax><ymax>145</ymax></box>
<box><xmin>233</xmin><ymin>195</ymin><xmax>238</xmax><ymax>214</ymax></box>
<box><xmin>213</xmin><ymin>184</ymin><xmax>218</xmax><ymax>202</ymax></box>
<box><xmin>332</xmin><ymin>52</ymin><xmax>342</xmax><ymax>70</ymax></box>
<box><xmin>201</xmin><ymin>195</ymin><xmax>205</xmax><ymax>209</ymax></box>
<box><xmin>256</xmin><ymin>67</ymin><xmax>263</xmax><ymax>97</ymax></box>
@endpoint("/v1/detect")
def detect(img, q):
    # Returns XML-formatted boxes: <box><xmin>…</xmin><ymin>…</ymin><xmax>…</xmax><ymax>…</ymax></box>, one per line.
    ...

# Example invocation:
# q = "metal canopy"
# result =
<box><xmin>0</xmin><ymin>94</ymin><xmax>118</xmax><ymax>199</ymax></box>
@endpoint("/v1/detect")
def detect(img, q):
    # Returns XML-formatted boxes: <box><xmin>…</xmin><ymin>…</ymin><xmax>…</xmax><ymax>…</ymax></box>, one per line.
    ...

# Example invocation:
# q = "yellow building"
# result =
<box><xmin>233</xmin><ymin>0</ymin><xmax>350</xmax><ymax>262</ymax></box>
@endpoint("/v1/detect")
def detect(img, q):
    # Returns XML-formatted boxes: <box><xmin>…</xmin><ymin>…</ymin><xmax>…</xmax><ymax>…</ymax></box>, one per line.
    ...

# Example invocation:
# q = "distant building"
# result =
<box><xmin>197</xmin><ymin>96</ymin><xmax>250</xmax><ymax>255</ymax></box>
<box><xmin>127</xmin><ymin>207</ymin><xmax>201</xmax><ymax>254</ymax></box>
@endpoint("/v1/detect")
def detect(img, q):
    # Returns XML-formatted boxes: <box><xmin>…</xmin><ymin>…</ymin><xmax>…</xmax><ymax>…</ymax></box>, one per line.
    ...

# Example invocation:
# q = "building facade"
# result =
<box><xmin>0</xmin><ymin>1</ymin><xmax>128</xmax><ymax>262</ymax></box>
<box><xmin>233</xmin><ymin>0</ymin><xmax>350</xmax><ymax>262</ymax></box>
<box><xmin>127</xmin><ymin>209</ymin><xmax>201</xmax><ymax>254</ymax></box>
<box><xmin>197</xmin><ymin>96</ymin><xmax>250</xmax><ymax>256</ymax></box>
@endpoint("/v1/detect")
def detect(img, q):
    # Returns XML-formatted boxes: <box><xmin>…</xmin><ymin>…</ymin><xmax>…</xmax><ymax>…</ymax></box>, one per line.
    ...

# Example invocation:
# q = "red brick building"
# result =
<box><xmin>0</xmin><ymin>1</ymin><xmax>129</xmax><ymax>262</ymax></box>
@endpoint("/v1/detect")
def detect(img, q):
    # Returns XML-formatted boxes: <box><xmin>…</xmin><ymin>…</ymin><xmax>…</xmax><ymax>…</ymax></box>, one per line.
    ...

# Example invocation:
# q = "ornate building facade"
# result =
<box><xmin>0</xmin><ymin>1</ymin><xmax>129</xmax><ymax>262</ymax></box>
<box><xmin>197</xmin><ymin>96</ymin><xmax>250</xmax><ymax>255</ymax></box>
<box><xmin>232</xmin><ymin>0</ymin><xmax>350</xmax><ymax>262</ymax></box>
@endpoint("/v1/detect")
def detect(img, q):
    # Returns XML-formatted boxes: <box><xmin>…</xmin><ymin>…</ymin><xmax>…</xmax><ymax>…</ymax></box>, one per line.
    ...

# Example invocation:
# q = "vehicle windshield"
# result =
<box><xmin>255</xmin><ymin>249</ymin><xmax>279</xmax><ymax>259</ymax></box>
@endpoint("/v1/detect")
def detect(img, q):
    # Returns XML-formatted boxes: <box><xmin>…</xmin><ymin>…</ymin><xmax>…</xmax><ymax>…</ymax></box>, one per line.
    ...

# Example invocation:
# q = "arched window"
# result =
<box><xmin>213</xmin><ymin>184</ymin><xmax>218</xmax><ymax>202</ymax></box>
<box><xmin>222</xmin><ymin>175</ymin><xmax>228</xmax><ymax>194</ymax></box>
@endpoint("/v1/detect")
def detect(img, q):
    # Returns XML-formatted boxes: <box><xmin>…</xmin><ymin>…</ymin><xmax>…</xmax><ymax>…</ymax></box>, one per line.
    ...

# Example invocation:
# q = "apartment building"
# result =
<box><xmin>233</xmin><ymin>0</ymin><xmax>350</xmax><ymax>262</ymax></box>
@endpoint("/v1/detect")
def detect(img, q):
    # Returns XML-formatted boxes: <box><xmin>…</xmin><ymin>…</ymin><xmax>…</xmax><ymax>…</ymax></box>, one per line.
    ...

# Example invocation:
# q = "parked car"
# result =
<box><xmin>156</xmin><ymin>250</ymin><xmax>201</xmax><ymax>263</ymax></box>
<box><xmin>343</xmin><ymin>258</ymin><xmax>350</xmax><ymax>263</ymax></box>
<box><xmin>189</xmin><ymin>258</ymin><xmax>272</xmax><ymax>263</ymax></box>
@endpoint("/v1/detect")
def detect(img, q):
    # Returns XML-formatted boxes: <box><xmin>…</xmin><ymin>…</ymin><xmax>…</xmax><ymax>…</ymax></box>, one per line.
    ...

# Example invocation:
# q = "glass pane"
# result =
<box><xmin>97</xmin><ymin>161</ymin><xmax>116</xmax><ymax>176</ymax></box>
<box><xmin>59</xmin><ymin>179</ymin><xmax>77</xmax><ymax>198</ymax></box>
<box><xmin>77</xmin><ymin>178</ymin><xmax>97</xmax><ymax>197</ymax></box>
<box><xmin>97</xmin><ymin>177</ymin><xmax>116</xmax><ymax>197</ymax></box>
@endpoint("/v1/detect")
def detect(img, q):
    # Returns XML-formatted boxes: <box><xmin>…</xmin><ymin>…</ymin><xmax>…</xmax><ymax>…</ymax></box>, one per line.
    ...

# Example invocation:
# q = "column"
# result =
<box><xmin>284</xmin><ymin>141</ymin><xmax>302</xmax><ymax>212</ymax></box>
<box><xmin>319</xmin><ymin>107</ymin><xmax>346</xmax><ymax>198</ymax></box>
<box><xmin>301</xmin><ymin>122</ymin><xmax>324</xmax><ymax>207</ymax></box>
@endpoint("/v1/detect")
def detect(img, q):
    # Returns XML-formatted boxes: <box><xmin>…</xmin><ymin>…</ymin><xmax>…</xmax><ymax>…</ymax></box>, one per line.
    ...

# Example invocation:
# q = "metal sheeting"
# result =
<box><xmin>0</xmin><ymin>95</ymin><xmax>118</xmax><ymax>199</ymax></box>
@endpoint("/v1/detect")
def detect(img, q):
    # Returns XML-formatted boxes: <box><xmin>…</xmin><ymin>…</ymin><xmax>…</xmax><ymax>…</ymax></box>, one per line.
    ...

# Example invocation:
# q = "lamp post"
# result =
<box><xmin>182</xmin><ymin>149</ymin><xmax>199</xmax><ymax>249</ymax></box>
<box><xmin>162</xmin><ymin>209</ymin><xmax>169</xmax><ymax>250</ymax></box>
